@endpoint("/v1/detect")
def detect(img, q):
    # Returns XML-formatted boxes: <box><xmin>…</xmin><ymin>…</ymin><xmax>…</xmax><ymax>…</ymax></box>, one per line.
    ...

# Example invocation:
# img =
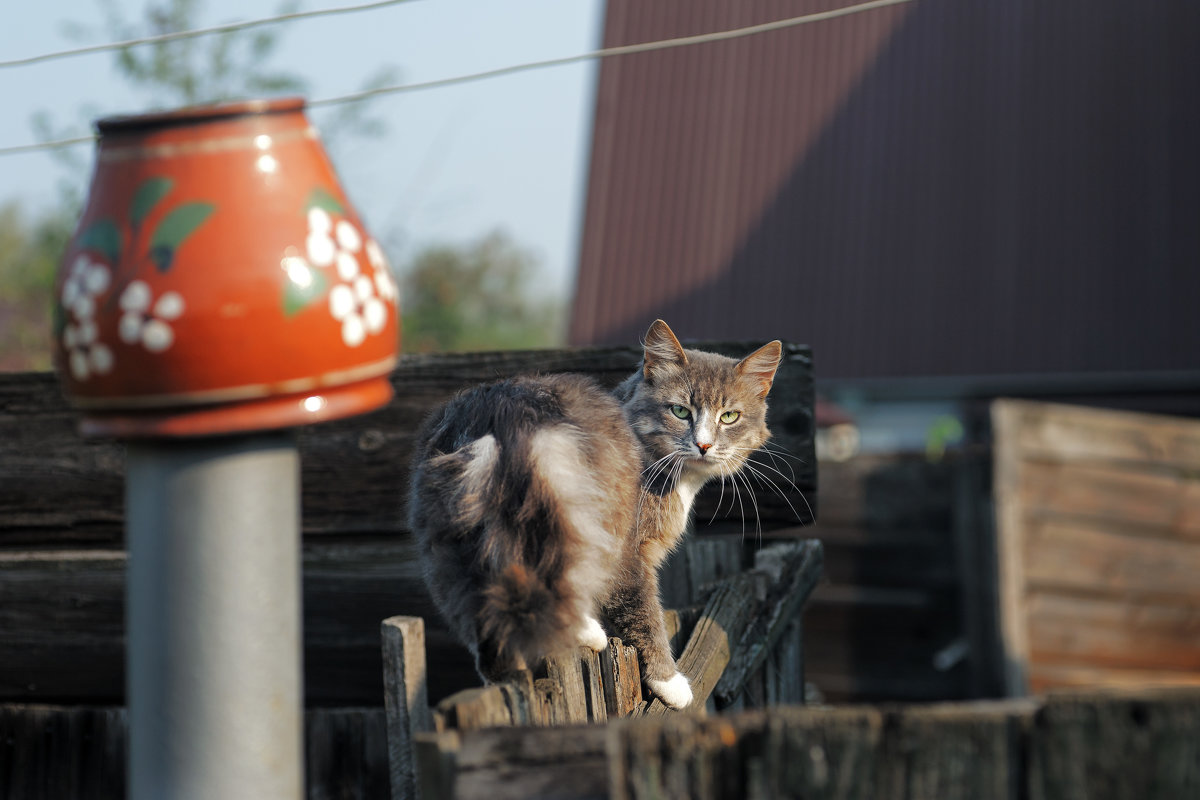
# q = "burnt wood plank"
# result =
<box><xmin>877</xmin><ymin>701</ymin><xmax>1034</xmax><ymax>800</ymax></box>
<box><xmin>304</xmin><ymin>707</ymin><xmax>390</xmax><ymax>800</ymax></box>
<box><xmin>0</xmin><ymin>544</ymin><xmax>477</xmax><ymax>706</ymax></box>
<box><xmin>0</xmin><ymin>344</ymin><xmax>812</xmax><ymax>547</ymax></box>
<box><xmin>640</xmin><ymin>572</ymin><xmax>762</xmax><ymax>717</ymax></box>
<box><xmin>0</xmin><ymin>705</ymin><xmax>389</xmax><ymax>800</ymax></box>
<box><xmin>1028</xmin><ymin>689</ymin><xmax>1200</xmax><ymax>800</ymax></box>
<box><xmin>714</xmin><ymin>541</ymin><xmax>823</xmax><ymax>707</ymax></box>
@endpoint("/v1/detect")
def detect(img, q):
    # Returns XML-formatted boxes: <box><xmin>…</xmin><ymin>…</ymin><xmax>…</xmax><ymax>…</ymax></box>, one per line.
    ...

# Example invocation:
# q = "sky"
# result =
<box><xmin>0</xmin><ymin>0</ymin><xmax>604</xmax><ymax>299</ymax></box>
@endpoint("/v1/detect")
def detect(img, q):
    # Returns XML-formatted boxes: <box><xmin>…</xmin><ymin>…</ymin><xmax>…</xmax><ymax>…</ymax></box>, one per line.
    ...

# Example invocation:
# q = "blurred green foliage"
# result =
<box><xmin>0</xmin><ymin>203</ymin><xmax>73</xmax><ymax>370</ymax></box>
<box><xmin>400</xmin><ymin>230</ymin><xmax>564</xmax><ymax>353</ymax></box>
<box><xmin>3</xmin><ymin>1</ymin><xmax>560</xmax><ymax>371</ymax></box>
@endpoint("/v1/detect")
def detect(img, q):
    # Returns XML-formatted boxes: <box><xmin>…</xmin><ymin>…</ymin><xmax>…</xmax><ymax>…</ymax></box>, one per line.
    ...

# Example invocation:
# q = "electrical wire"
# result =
<box><xmin>0</xmin><ymin>0</ymin><xmax>916</xmax><ymax>158</ymax></box>
<box><xmin>311</xmin><ymin>0</ymin><xmax>915</xmax><ymax>108</ymax></box>
<box><xmin>0</xmin><ymin>0</ymin><xmax>422</xmax><ymax>70</ymax></box>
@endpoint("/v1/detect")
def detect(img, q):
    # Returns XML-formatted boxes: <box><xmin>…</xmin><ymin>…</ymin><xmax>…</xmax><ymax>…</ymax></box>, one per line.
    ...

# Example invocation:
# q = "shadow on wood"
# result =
<box><xmin>383</xmin><ymin>541</ymin><xmax>823</xmax><ymax>800</ymax></box>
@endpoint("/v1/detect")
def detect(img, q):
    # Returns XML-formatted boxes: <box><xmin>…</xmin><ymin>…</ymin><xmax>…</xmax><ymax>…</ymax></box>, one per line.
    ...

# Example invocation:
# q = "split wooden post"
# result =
<box><xmin>382</xmin><ymin>616</ymin><xmax>433</xmax><ymax>800</ymax></box>
<box><xmin>714</xmin><ymin>540</ymin><xmax>823</xmax><ymax>707</ymax></box>
<box><xmin>638</xmin><ymin>572</ymin><xmax>762</xmax><ymax>717</ymax></box>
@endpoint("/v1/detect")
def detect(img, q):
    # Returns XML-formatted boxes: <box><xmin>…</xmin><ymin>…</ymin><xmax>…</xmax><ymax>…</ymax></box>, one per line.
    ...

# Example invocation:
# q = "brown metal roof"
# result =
<box><xmin>570</xmin><ymin>0</ymin><xmax>1200</xmax><ymax>380</ymax></box>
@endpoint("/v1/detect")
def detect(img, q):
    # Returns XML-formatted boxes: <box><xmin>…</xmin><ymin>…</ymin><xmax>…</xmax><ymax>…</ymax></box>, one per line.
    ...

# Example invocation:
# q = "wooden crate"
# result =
<box><xmin>992</xmin><ymin>399</ymin><xmax>1200</xmax><ymax>695</ymax></box>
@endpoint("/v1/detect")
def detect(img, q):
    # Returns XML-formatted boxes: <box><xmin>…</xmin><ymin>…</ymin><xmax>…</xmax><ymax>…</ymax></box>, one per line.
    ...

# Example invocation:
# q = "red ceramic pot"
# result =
<box><xmin>54</xmin><ymin>98</ymin><xmax>400</xmax><ymax>438</ymax></box>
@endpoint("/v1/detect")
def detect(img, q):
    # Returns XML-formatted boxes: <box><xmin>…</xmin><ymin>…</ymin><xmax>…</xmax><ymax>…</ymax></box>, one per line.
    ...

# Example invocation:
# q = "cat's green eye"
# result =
<box><xmin>720</xmin><ymin>410</ymin><xmax>741</xmax><ymax>424</ymax></box>
<box><xmin>670</xmin><ymin>404</ymin><xmax>691</xmax><ymax>420</ymax></box>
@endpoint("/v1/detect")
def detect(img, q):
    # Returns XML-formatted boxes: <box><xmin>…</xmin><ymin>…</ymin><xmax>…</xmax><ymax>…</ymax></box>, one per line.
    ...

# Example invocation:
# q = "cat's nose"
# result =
<box><xmin>696</xmin><ymin>442</ymin><xmax>712</xmax><ymax>455</ymax></box>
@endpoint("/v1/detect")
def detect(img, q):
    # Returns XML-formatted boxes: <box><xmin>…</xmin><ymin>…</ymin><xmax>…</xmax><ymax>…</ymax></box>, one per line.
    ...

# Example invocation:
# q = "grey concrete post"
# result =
<box><xmin>125</xmin><ymin>432</ymin><xmax>303</xmax><ymax>800</ymax></box>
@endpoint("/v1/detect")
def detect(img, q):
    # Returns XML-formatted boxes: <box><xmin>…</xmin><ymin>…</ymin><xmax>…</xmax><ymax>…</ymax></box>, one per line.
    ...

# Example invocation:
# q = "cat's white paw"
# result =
<box><xmin>647</xmin><ymin>672</ymin><xmax>693</xmax><ymax>709</ymax></box>
<box><xmin>576</xmin><ymin>616</ymin><xmax>609</xmax><ymax>652</ymax></box>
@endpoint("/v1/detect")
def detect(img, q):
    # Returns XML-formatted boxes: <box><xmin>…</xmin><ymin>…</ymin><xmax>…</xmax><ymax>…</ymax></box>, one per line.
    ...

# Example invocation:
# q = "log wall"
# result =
<box><xmin>992</xmin><ymin>399</ymin><xmax>1200</xmax><ymax>694</ymax></box>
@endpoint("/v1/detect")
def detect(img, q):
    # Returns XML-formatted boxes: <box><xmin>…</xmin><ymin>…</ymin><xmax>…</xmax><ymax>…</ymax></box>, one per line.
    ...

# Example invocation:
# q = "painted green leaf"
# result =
<box><xmin>77</xmin><ymin>219</ymin><xmax>121</xmax><ymax>264</ymax></box>
<box><xmin>129</xmin><ymin>177</ymin><xmax>174</xmax><ymax>227</ymax></box>
<box><xmin>282</xmin><ymin>262</ymin><xmax>328</xmax><ymax>317</ymax></box>
<box><xmin>307</xmin><ymin>188</ymin><xmax>344</xmax><ymax>215</ymax></box>
<box><xmin>149</xmin><ymin>202</ymin><xmax>215</xmax><ymax>272</ymax></box>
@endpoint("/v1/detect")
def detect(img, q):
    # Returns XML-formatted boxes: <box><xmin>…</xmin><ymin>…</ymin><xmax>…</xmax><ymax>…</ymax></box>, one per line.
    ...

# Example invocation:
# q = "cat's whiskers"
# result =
<box><xmin>634</xmin><ymin>451</ymin><xmax>683</xmax><ymax>531</ymax></box>
<box><xmin>737</xmin><ymin>453</ymin><xmax>815</xmax><ymax>524</ymax></box>
<box><xmin>640</xmin><ymin>451</ymin><xmax>678</xmax><ymax>483</ymax></box>
<box><xmin>707</xmin><ymin>470</ymin><xmax>730</xmax><ymax>525</ymax></box>
<box><xmin>760</xmin><ymin>439</ymin><xmax>808</xmax><ymax>465</ymax></box>
<box><xmin>757</xmin><ymin>442</ymin><xmax>799</xmax><ymax>485</ymax></box>
<box><xmin>722</xmin><ymin>461</ymin><xmax>749</xmax><ymax>540</ymax></box>
<box><xmin>733</xmin><ymin>467</ymin><xmax>765</xmax><ymax>544</ymax></box>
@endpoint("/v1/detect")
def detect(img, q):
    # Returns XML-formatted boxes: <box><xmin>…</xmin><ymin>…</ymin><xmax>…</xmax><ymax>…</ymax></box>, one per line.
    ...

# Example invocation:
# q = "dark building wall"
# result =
<box><xmin>571</xmin><ymin>0</ymin><xmax>1200</xmax><ymax>380</ymax></box>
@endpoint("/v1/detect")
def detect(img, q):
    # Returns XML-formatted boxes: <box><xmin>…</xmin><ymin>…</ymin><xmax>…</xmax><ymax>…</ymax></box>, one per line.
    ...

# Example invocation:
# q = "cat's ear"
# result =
<box><xmin>737</xmin><ymin>341</ymin><xmax>783</xmax><ymax>399</ymax></box>
<box><xmin>643</xmin><ymin>319</ymin><xmax>687</xmax><ymax>382</ymax></box>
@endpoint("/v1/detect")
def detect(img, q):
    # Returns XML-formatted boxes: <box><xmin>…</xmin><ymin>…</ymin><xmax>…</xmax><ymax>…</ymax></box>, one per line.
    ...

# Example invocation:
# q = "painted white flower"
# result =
<box><xmin>336</xmin><ymin>220</ymin><xmax>362</xmax><ymax>252</ymax></box>
<box><xmin>60</xmin><ymin>255</ymin><xmax>114</xmax><ymax>381</ymax></box>
<box><xmin>299</xmin><ymin>207</ymin><xmax>393</xmax><ymax>345</ymax></box>
<box><xmin>119</xmin><ymin>280</ymin><xmax>185</xmax><ymax>353</ymax></box>
<box><xmin>365</xmin><ymin>239</ymin><xmax>399</xmax><ymax>304</ymax></box>
<box><xmin>329</xmin><ymin>274</ymin><xmax>388</xmax><ymax>348</ymax></box>
<box><xmin>306</xmin><ymin>207</ymin><xmax>336</xmax><ymax>268</ymax></box>
<box><xmin>63</xmin><ymin>321</ymin><xmax>113</xmax><ymax>381</ymax></box>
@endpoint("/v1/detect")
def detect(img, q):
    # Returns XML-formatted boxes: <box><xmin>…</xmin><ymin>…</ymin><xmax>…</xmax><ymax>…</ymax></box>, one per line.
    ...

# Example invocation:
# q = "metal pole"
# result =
<box><xmin>125</xmin><ymin>432</ymin><xmax>303</xmax><ymax>800</ymax></box>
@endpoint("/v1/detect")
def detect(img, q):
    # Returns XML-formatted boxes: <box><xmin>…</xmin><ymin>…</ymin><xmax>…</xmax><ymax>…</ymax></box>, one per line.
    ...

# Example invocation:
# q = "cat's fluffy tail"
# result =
<box><xmin>478</xmin><ymin>562</ymin><xmax>566</xmax><ymax>660</ymax></box>
<box><xmin>456</xmin><ymin>426</ymin><xmax>607</xmax><ymax>665</ymax></box>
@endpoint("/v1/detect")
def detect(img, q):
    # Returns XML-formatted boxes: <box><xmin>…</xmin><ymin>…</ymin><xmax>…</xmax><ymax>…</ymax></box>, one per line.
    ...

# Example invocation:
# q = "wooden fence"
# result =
<box><xmin>382</xmin><ymin>540</ymin><xmax>824</xmax><ymax>800</ymax></box>
<box><xmin>410</xmin><ymin>688</ymin><xmax>1200</xmax><ymax>800</ymax></box>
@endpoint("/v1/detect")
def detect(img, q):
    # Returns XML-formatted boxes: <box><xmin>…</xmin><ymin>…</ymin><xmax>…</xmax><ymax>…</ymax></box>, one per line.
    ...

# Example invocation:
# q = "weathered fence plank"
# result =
<box><xmin>418</xmin><ymin>725</ymin><xmax>611</xmax><ymax>800</ymax></box>
<box><xmin>639</xmin><ymin>573</ymin><xmax>762</xmax><ymax>717</ymax></box>
<box><xmin>0</xmin><ymin>345</ymin><xmax>814</xmax><ymax>547</ymax></box>
<box><xmin>0</xmin><ymin>543</ymin><xmax>478</xmax><ymax>707</ymax></box>
<box><xmin>714</xmin><ymin>541</ymin><xmax>823</xmax><ymax>706</ymax></box>
<box><xmin>1028</xmin><ymin>689</ymin><xmax>1200</xmax><ymax>800</ymax></box>
<box><xmin>422</xmin><ymin>691</ymin><xmax>1200</xmax><ymax>800</ymax></box>
<box><xmin>876</xmin><ymin>701</ymin><xmax>1032</xmax><ymax>800</ymax></box>
<box><xmin>305</xmin><ymin>707</ymin><xmax>390</xmax><ymax>800</ymax></box>
<box><xmin>0</xmin><ymin>705</ymin><xmax>127</xmax><ymax>800</ymax></box>
<box><xmin>0</xmin><ymin>705</ymin><xmax>389</xmax><ymax>800</ymax></box>
<box><xmin>993</xmin><ymin>400</ymin><xmax>1200</xmax><ymax>695</ymax></box>
<box><xmin>546</xmin><ymin>650</ymin><xmax>592</xmax><ymax>725</ymax></box>
<box><xmin>381</xmin><ymin>616</ymin><xmax>431</xmax><ymax>800</ymax></box>
<box><xmin>600</xmin><ymin>639</ymin><xmax>644</xmax><ymax>718</ymax></box>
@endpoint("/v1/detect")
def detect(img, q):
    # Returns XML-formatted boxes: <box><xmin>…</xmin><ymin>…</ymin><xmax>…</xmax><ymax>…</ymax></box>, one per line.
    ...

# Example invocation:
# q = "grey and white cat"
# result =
<box><xmin>407</xmin><ymin>319</ymin><xmax>782</xmax><ymax>709</ymax></box>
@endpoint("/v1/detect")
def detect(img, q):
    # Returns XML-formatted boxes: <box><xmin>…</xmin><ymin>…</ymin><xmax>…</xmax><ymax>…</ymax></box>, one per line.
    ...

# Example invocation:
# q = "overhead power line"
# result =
<box><xmin>0</xmin><ymin>0</ymin><xmax>916</xmax><ymax>158</ymax></box>
<box><xmin>310</xmin><ymin>0</ymin><xmax>916</xmax><ymax>108</ymax></box>
<box><xmin>0</xmin><ymin>0</ymin><xmax>421</xmax><ymax>70</ymax></box>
